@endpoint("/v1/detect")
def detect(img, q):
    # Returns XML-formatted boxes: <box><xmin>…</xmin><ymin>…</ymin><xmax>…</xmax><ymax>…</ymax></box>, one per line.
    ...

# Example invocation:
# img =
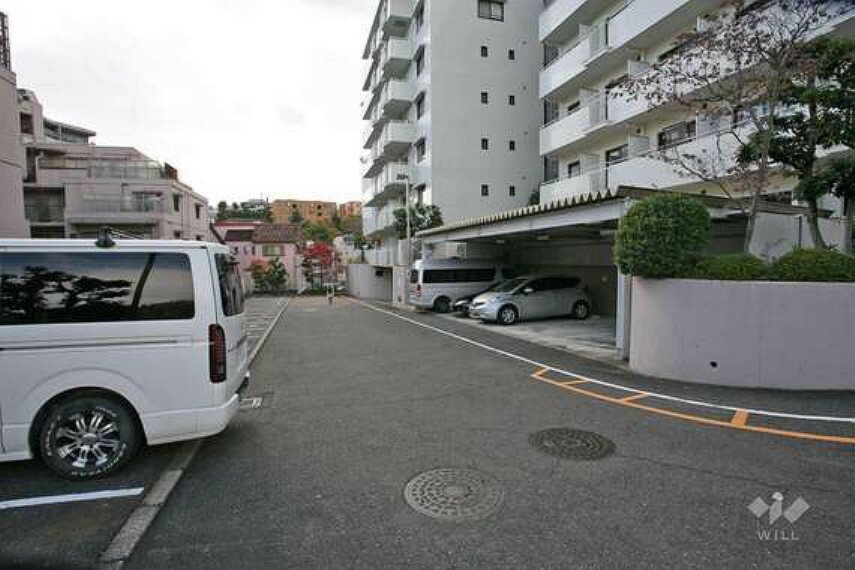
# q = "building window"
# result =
<box><xmin>477</xmin><ymin>0</ymin><xmax>504</xmax><ymax>21</ymax></box>
<box><xmin>509</xmin><ymin>185</ymin><xmax>516</xmax><ymax>197</ymax></box>
<box><xmin>567</xmin><ymin>101</ymin><xmax>580</xmax><ymax>115</ymax></box>
<box><xmin>263</xmin><ymin>245</ymin><xmax>283</xmax><ymax>257</ymax></box>
<box><xmin>509</xmin><ymin>140</ymin><xmax>516</xmax><ymax>151</ymax></box>
<box><xmin>481</xmin><ymin>138</ymin><xmax>489</xmax><ymax>150</ymax></box>
<box><xmin>173</xmin><ymin>194</ymin><xmax>181</xmax><ymax>212</ymax></box>
<box><xmin>416</xmin><ymin>93</ymin><xmax>426</xmax><ymax>118</ymax></box>
<box><xmin>481</xmin><ymin>91</ymin><xmax>489</xmax><ymax>104</ymax></box>
<box><xmin>414</xmin><ymin>2</ymin><xmax>425</xmax><ymax>31</ymax></box>
<box><xmin>568</xmin><ymin>161</ymin><xmax>581</xmax><ymax>178</ymax></box>
<box><xmin>252</xmin><ymin>246</ymin><xmax>256</xmax><ymax>255</ymax></box>
<box><xmin>173</xmin><ymin>230</ymin><xmax>182</xmax><ymax>239</ymax></box>
<box><xmin>508</xmin><ymin>95</ymin><xmax>515</xmax><ymax>106</ymax></box>
<box><xmin>605</xmin><ymin>144</ymin><xmax>629</xmax><ymax>166</ymax></box>
<box><xmin>658</xmin><ymin>120</ymin><xmax>697</xmax><ymax>148</ymax></box>
<box><xmin>508</xmin><ymin>49</ymin><xmax>515</xmax><ymax>60</ymax></box>
<box><xmin>194</xmin><ymin>204</ymin><xmax>202</xmax><ymax>219</ymax></box>
<box><xmin>481</xmin><ymin>184</ymin><xmax>490</xmax><ymax>197</ymax></box>
<box><xmin>415</xmin><ymin>138</ymin><xmax>427</xmax><ymax>162</ymax></box>
<box><xmin>415</xmin><ymin>48</ymin><xmax>425</xmax><ymax>76</ymax></box>
<box><xmin>19</xmin><ymin>113</ymin><xmax>34</xmax><ymax>135</ymax></box>
<box><xmin>196</xmin><ymin>235</ymin><xmax>203</xmax><ymax>241</ymax></box>
<box><xmin>481</xmin><ymin>45</ymin><xmax>489</xmax><ymax>58</ymax></box>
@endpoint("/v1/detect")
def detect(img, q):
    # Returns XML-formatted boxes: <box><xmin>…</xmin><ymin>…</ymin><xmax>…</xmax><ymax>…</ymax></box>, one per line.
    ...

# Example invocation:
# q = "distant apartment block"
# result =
<box><xmin>339</xmin><ymin>201</ymin><xmax>363</xmax><ymax>218</ymax></box>
<box><xmin>19</xmin><ymin>90</ymin><xmax>211</xmax><ymax>240</ymax></box>
<box><xmin>0</xmin><ymin>12</ymin><xmax>28</xmax><ymax>238</ymax></box>
<box><xmin>271</xmin><ymin>199</ymin><xmax>338</xmax><ymax>224</ymax></box>
<box><xmin>360</xmin><ymin>0</ymin><xmax>543</xmax><ymax>267</ymax></box>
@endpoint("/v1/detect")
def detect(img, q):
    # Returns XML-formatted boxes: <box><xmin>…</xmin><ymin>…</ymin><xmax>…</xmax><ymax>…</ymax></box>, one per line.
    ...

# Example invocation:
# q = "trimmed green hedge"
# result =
<box><xmin>687</xmin><ymin>254</ymin><xmax>770</xmax><ymax>281</ymax></box>
<box><xmin>614</xmin><ymin>194</ymin><xmax>711</xmax><ymax>278</ymax></box>
<box><xmin>769</xmin><ymin>248</ymin><xmax>855</xmax><ymax>282</ymax></box>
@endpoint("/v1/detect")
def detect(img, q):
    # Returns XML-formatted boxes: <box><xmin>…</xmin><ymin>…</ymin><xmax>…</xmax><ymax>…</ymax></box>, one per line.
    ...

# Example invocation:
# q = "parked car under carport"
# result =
<box><xmin>469</xmin><ymin>276</ymin><xmax>592</xmax><ymax>325</ymax></box>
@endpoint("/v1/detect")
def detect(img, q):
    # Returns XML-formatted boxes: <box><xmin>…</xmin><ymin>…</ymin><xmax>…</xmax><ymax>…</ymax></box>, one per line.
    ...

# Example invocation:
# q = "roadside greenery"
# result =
<box><xmin>769</xmin><ymin>249</ymin><xmax>855</xmax><ymax>282</ymax></box>
<box><xmin>250</xmin><ymin>258</ymin><xmax>288</xmax><ymax>293</ymax></box>
<box><xmin>686</xmin><ymin>254</ymin><xmax>769</xmax><ymax>281</ymax></box>
<box><xmin>613</xmin><ymin>194</ymin><xmax>711</xmax><ymax>278</ymax></box>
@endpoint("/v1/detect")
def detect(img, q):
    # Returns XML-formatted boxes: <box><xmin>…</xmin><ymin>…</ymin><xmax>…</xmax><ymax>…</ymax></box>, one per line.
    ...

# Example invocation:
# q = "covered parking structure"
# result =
<box><xmin>417</xmin><ymin>186</ymin><xmax>818</xmax><ymax>360</ymax></box>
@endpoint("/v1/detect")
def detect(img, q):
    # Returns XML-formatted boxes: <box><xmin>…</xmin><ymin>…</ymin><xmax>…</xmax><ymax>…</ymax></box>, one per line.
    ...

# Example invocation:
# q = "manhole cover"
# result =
<box><xmin>529</xmin><ymin>428</ymin><xmax>615</xmax><ymax>460</ymax></box>
<box><xmin>403</xmin><ymin>468</ymin><xmax>504</xmax><ymax>522</ymax></box>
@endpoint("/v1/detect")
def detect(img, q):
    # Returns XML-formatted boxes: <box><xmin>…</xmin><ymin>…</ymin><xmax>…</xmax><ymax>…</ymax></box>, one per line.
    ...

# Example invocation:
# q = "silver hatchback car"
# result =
<box><xmin>469</xmin><ymin>275</ymin><xmax>592</xmax><ymax>325</ymax></box>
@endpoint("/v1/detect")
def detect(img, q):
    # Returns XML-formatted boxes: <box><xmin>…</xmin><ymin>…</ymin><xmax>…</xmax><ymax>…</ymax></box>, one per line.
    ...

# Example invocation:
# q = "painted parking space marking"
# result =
<box><xmin>349</xmin><ymin>298</ymin><xmax>855</xmax><ymax>444</ymax></box>
<box><xmin>0</xmin><ymin>488</ymin><xmax>144</xmax><ymax>511</ymax></box>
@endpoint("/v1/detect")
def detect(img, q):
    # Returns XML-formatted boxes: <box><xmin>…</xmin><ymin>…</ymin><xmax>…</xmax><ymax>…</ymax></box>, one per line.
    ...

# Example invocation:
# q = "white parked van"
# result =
<box><xmin>0</xmin><ymin>237</ymin><xmax>249</xmax><ymax>479</ymax></box>
<box><xmin>409</xmin><ymin>259</ymin><xmax>514</xmax><ymax>313</ymax></box>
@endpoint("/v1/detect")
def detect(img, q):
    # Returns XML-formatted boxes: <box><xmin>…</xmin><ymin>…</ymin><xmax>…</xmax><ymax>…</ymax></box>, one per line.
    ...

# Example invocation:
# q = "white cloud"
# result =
<box><xmin>1</xmin><ymin>0</ymin><xmax>376</xmax><ymax>205</ymax></box>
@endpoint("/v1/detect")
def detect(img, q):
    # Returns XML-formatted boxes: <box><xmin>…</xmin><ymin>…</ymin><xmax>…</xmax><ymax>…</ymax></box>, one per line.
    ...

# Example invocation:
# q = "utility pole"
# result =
<box><xmin>396</xmin><ymin>173</ymin><xmax>412</xmax><ymax>308</ymax></box>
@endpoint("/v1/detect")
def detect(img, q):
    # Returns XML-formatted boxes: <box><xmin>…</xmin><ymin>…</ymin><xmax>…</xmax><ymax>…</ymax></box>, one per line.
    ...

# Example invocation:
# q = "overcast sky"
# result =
<box><xmin>1</xmin><ymin>0</ymin><xmax>376</xmax><ymax>206</ymax></box>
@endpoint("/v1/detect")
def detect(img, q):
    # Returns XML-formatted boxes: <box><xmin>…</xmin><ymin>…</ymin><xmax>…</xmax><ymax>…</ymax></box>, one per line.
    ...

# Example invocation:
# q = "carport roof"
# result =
<box><xmin>417</xmin><ymin>186</ymin><xmax>822</xmax><ymax>240</ymax></box>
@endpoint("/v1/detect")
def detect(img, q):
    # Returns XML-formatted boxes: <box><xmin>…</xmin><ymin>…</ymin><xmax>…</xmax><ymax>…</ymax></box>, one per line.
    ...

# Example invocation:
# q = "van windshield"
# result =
<box><xmin>493</xmin><ymin>277</ymin><xmax>527</xmax><ymax>293</ymax></box>
<box><xmin>215</xmin><ymin>254</ymin><xmax>245</xmax><ymax>316</ymax></box>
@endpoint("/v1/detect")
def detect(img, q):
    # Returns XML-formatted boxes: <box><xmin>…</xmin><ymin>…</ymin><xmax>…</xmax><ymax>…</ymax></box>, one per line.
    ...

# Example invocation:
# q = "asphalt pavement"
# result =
<box><xmin>121</xmin><ymin>296</ymin><xmax>855</xmax><ymax>569</ymax></box>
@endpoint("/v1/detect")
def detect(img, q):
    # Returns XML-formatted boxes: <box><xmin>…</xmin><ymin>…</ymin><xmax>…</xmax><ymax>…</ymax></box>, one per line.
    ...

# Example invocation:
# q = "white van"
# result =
<box><xmin>0</xmin><ymin>237</ymin><xmax>249</xmax><ymax>479</ymax></box>
<box><xmin>409</xmin><ymin>258</ymin><xmax>514</xmax><ymax>313</ymax></box>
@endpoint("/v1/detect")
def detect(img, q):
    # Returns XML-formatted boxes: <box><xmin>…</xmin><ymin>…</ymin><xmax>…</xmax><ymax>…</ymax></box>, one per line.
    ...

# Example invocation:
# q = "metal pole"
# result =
<box><xmin>404</xmin><ymin>180</ymin><xmax>412</xmax><ymax>308</ymax></box>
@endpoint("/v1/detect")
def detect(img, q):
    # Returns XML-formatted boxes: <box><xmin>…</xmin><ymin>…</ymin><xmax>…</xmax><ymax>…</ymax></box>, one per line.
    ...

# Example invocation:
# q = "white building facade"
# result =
<box><xmin>360</xmin><ymin>0</ymin><xmax>543</xmax><ymax>267</ymax></box>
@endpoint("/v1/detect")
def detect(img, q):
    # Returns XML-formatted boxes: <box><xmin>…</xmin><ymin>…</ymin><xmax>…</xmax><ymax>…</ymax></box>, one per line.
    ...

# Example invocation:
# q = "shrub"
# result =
<box><xmin>687</xmin><ymin>254</ymin><xmax>770</xmax><ymax>281</ymax></box>
<box><xmin>770</xmin><ymin>248</ymin><xmax>855</xmax><ymax>282</ymax></box>
<box><xmin>613</xmin><ymin>194</ymin><xmax>711</xmax><ymax>278</ymax></box>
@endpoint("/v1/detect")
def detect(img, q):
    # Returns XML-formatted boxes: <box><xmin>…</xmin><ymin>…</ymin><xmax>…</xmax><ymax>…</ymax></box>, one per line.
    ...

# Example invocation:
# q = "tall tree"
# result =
<box><xmin>624</xmin><ymin>0</ymin><xmax>847</xmax><ymax>252</ymax></box>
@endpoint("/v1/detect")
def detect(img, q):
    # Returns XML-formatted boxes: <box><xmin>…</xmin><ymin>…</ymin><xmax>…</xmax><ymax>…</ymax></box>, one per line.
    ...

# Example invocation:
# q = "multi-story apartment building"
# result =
<box><xmin>271</xmin><ymin>199</ymin><xmax>338</xmax><ymax>224</ymax></box>
<box><xmin>19</xmin><ymin>90</ymin><xmax>211</xmax><ymax>240</ymax></box>
<box><xmin>537</xmin><ymin>0</ymin><xmax>854</xmax><ymax>221</ymax></box>
<box><xmin>339</xmin><ymin>201</ymin><xmax>363</xmax><ymax>219</ymax></box>
<box><xmin>0</xmin><ymin>12</ymin><xmax>28</xmax><ymax>238</ymax></box>
<box><xmin>360</xmin><ymin>0</ymin><xmax>543</xmax><ymax>267</ymax></box>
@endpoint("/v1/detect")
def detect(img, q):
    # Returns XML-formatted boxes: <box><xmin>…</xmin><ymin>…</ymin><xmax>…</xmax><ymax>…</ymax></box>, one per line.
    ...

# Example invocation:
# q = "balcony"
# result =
<box><xmin>540</xmin><ymin>0</ymin><xmax>710</xmax><ymax>100</ymax></box>
<box><xmin>363</xmin><ymin>162</ymin><xmax>409</xmax><ymax>208</ymax></box>
<box><xmin>378</xmin><ymin>80</ymin><xmax>413</xmax><ymax>119</ymax></box>
<box><xmin>540</xmin><ymin>34</ymin><xmax>591</xmax><ymax>100</ymax></box>
<box><xmin>540</xmin><ymin>0</ymin><xmax>590</xmax><ymax>44</ymax></box>
<box><xmin>38</xmin><ymin>156</ymin><xmax>166</xmax><ymax>180</ymax></box>
<box><xmin>380</xmin><ymin>37</ymin><xmax>411</xmax><ymax>81</ymax></box>
<box><xmin>540</xmin><ymin>90</ymin><xmax>650</xmax><ymax>157</ymax></box>
<box><xmin>24</xmin><ymin>203</ymin><xmax>65</xmax><ymax>224</ymax></box>
<box><xmin>540</xmin><ymin>171</ymin><xmax>603</xmax><ymax>204</ymax></box>
<box><xmin>364</xmin><ymin>203</ymin><xmax>400</xmax><ymax>237</ymax></box>
<box><xmin>65</xmin><ymin>194</ymin><xmax>165</xmax><ymax>224</ymax></box>
<box><xmin>381</xmin><ymin>0</ymin><xmax>414</xmax><ymax>38</ymax></box>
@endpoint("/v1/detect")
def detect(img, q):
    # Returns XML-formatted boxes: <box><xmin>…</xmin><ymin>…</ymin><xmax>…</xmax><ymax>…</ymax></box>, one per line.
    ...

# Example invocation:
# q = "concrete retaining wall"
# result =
<box><xmin>346</xmin><ymin>264</ymin><xmax>392</xmax><ymax>301</ymax></box>
<box><xmin>630</xmin><ymin>278</ymin><xmax>855</xmax><ymax>390</ymax></box>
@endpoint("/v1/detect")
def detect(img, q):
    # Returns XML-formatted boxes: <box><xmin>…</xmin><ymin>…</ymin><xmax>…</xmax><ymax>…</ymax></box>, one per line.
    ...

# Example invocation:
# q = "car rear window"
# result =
<box><xmin>0</xmin><ymin>252</ymin><xmax>195</xmax><ymax>325</ymax></box>
<box><xmin>215</xmin><ymin>253</ymin><xmax>245</xmax><ymax>316</ymax></box>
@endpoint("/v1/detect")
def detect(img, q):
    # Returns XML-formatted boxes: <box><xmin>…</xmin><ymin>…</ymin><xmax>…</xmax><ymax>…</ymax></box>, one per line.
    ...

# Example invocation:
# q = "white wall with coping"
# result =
<box><xmin>630</xmin><ymin>278</ymin><xmax>855</xmax><ymax>390</ymax></box>
<box><xmin>347</xmin><ymin>264</ymin><xmax>392</xmax><ymax>301</ymax></box>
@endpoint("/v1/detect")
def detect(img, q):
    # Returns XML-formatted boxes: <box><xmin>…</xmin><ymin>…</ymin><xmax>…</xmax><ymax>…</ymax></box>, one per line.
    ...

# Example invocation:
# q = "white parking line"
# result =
<box><xmin>0</xmin><ymin>488</ymin><xmax>144</xmax><ymax>511</ymax></box>
<box><xmin>349</xmin><ymin>298</ymin><xmax>855</xmax><ymax>425</ymax></box>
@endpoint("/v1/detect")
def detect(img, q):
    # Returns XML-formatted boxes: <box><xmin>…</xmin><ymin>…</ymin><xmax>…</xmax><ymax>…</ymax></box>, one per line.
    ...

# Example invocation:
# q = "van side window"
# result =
<box><xmin>215</xmin><ymin>254</ymin><xmax>245</xmax><ymax>317</ymax></box>
<box><xmin>0</xmin><ymin>252</ymin><xmax>194</xmax><ymax>325</ymax></box>
<box><xmin>423</xmin><ymin>268</ymin><xmax>496</xmax><ymax>283</ymax></box>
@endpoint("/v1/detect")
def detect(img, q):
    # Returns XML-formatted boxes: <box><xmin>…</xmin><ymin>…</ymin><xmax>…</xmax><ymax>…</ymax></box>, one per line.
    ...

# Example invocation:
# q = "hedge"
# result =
<box><xmin>769</xmin><ymin>248</ymin><xmax>855</xmax><ymax>282</ymax></box>
<box><xmin>614</xmin><ymin>194</ymin><xmax>711</xmax><ymax>278</ymax></box>
<box><xmin>687</xmin><ymin>254</ymin><xmax>770</xmax><ymax>281</ymax></box>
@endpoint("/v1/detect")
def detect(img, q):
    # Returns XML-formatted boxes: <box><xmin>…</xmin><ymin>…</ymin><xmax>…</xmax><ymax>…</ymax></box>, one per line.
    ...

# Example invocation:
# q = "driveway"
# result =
<box><xmin>122</xmin><ymin>296</ymin><xmax>855</xmax><ymax>569</ymax></box>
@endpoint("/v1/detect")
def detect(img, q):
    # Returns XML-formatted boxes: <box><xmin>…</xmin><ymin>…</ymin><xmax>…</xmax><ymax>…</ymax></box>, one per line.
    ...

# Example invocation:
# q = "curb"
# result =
<box><xmin>97</xmin><ymin>297</ymin><xmax>290</xmax><ymax>568</ymax></box>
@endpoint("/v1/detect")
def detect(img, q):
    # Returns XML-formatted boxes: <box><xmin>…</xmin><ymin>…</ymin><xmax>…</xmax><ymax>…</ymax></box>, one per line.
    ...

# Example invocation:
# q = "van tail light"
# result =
<box><xmin>209</xmin><ymin>324</ymin><xmax>227</xmax><ymax>384</ymax></box>
<box><xmin>416</xmin><ymin>284</ymin><xmax>422</xmax><ymax>298</ymax></box>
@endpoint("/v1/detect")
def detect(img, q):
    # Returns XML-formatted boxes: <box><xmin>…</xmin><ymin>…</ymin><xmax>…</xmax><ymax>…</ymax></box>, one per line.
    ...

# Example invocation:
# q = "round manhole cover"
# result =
<box><xmin>529</xmin><ymin>428</ymin><xmax>615</xmax><ymax>460</ymax></box>
<box><xmin>403</xmin><ymin>468</ymin><xmax>504</xmax><ymax>522</ymax></box>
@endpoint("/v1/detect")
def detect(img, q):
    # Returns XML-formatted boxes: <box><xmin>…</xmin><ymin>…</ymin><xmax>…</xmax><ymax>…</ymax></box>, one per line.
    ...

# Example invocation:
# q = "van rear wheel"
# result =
<box><xmin>434</xmin><ymin>297</ymin><xmax>452</xmax><ymax>314</ymax></box>
<box><xmin>39</xmin><ymin>394</ymin><xmax>141</xmax><ymax>480</ymax></box>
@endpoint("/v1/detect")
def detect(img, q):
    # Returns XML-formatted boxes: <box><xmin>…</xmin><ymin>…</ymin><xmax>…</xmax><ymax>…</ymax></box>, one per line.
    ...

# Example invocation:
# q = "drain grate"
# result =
<box><xmin>403</xmin><ymin>468</ymin><xmax>504</xmax><ymax>522</ymax></box>
<box><xmin>529</xmin><ymin>428</ymin><xmax>615</xmax><ymax>460</ymax></box>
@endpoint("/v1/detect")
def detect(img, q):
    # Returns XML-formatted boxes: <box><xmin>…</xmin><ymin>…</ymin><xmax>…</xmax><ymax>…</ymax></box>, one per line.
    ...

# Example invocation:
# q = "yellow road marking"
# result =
<box><xmin>531</xmin><ymin>367</ymin><xmax>549</xmax><ymax>380</ymax></box>
<box><xmin>731</xmin><ymin>409</ymin><xmax>749</xmax><ymax>427</ymax></box>
<box><xmin>559</xmin><ymin>380</ymin><xmax>590</xmax><ymax>386</ymax></box>
<box><xmin>533</xmin><ymin>371</ymin><xmax>855</xmax><ymax>445</ymax></box>
<box><xmin>621</xmin><ymin>392</ymin><xmax>649</xmax><ymax>403</ymax></box>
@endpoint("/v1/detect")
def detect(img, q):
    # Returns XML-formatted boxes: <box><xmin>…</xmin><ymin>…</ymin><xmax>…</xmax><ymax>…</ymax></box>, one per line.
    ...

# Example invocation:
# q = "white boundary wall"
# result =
<box><xmin>630</xmin><ymin>278</ymin><xmax>855</xmax><ymax>390</ymax></box>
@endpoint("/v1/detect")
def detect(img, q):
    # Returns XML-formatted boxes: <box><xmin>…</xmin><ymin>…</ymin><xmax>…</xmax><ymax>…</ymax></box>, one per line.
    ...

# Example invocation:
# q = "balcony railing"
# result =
<box><xmin>72</xmin><ymin>195</ymin><xmax>165</xmax><ymax>214</ymax></box>
<box><xmin>38</xmin><ymin>157</ymin><xmax>166</xmax><ymax>180</ymax></box>
<box><xmin>539</xmin><ymin>0</ymin><xmax>587</xmax><ymax>43</ymax></box>
<box><xmin>24</xmin><ymin>204</ymin><xmax>65</xmax><ymax>223</ymax></box>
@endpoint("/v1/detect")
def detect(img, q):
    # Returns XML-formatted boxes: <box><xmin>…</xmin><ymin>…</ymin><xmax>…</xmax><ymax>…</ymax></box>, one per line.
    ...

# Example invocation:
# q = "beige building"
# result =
<box><xmin>271</xmin><ymin>199</ymin><xmax>338</xmax><ymax>224</ymax></box>
<box><xmin>19</xmin><ymin>90</ymin><xmax>211</xmax><ymax>240</ymax></box>
<box><xmin>0</xmin><ymin>12</ymin><xmax>27</xmax><ymax>238</ymax></box>
<box><xmin>339</xmin><ymin>201</ymin><xmax>363</xmax><ymax>219</ymax></box>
